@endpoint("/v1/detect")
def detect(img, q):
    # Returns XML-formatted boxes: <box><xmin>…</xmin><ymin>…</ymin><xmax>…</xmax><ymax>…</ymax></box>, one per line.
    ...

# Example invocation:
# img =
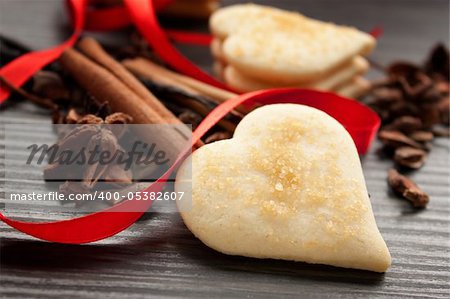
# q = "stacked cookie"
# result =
<box><xmin>210</xmin><ymin>4</ymin><xmax>375</xmax><ymax>98</ymax></box>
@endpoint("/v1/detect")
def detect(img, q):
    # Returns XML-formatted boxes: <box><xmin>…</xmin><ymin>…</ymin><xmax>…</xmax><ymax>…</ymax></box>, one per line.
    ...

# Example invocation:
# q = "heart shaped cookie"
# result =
<box><xmin>176</xmin><ymin>104</ymin><xmax>391</xmax><ymax>272</ymax></box>
<box><xmin>210</xmin><ymin>4</ymin><xmax>375</xmax><ymax>84</ymax></box>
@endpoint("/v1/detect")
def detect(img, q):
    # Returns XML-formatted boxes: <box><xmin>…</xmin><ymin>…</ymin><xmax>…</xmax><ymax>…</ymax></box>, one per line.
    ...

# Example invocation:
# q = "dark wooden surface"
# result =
<box><xmin>1</xmin><ymin>0</ymin><xmax>449</xmax><ymax>298</ymax></box>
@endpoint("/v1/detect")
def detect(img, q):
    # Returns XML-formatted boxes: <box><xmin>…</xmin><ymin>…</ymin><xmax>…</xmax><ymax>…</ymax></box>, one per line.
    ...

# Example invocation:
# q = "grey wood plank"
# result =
<box><xmin>1</xmin><ymin>0</ymin><xmax>449</xmax><ymax>298</ymax></box>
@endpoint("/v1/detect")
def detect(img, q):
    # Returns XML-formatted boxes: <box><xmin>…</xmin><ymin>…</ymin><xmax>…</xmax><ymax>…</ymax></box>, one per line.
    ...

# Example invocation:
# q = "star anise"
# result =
<box><xmin>44</xmin><ymin>112</ymin><xmax>134</xmax><ymax>198</ymax></box>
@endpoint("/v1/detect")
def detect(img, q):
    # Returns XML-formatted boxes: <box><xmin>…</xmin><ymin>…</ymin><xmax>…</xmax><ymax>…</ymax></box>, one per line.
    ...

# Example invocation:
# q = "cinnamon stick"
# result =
<box><xmin>122</xmin><ymin>57</ymin><xmax>251</xmax><ymax>114</ymax></box>
<box><xmin>124</xmin><ymin>58</ymin><xmax>200</xmax><ymax>95</ymax></box>
<box><xmin>77</xmin><ymin>37</ymin><xmax>180</xmax><ymax>124</ymax></box>
<box><xmin>60</xmin><ymin>48</ymin><xmax>162</xmax><ymax>124</ymax></box>
<box><xmin>59</xmin><ymin>48</ymin><xmax>190</xmax><ymax>160</ymax></box>
<box><xmin>124</xmin><ymin>64</ymin><xmax>237</xmax><ymax>133</ymax></box>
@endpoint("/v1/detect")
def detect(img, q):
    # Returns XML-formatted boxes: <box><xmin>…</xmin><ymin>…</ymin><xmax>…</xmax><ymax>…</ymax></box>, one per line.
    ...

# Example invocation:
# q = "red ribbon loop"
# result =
<box><xmin>0</xmin><ymin>0</ymin><xmax>381</xmax><ymax>243</ymax></box>
<box><xmin>124</xmin><ymin>0</ymin><xmax>231</xmax><ymax>90</ymax></box>
<box><xmin>0</xmin><ymin>88</ymin><xmax>379</xmax><ymax>244</ymax></box>
<box><xmin>0</xmin><ymin>0</ymin><xmax>86</xmax><ymax>103</ymax></box>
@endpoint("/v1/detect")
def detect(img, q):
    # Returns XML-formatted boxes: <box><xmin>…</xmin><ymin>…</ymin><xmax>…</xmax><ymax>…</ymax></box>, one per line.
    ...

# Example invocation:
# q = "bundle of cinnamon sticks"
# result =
<box><xmin>58</xmin><ymin>37</ymin><xmax>245</xmax><ymax>159</ymax></box>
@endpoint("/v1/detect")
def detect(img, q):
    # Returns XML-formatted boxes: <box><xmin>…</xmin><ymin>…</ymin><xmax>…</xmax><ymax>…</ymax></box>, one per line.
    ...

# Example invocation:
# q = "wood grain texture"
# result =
<box><xmin>1</xmin><ymin>0</ymin><xmax>449</xmax><ymax>298</ymax></box>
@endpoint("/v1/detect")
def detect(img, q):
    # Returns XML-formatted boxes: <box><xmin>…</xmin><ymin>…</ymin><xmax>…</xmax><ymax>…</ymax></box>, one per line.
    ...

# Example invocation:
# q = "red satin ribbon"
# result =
<box><xmin>124</xmin><ymin>0</ymin><xmax>231</xmax><ymax>90</ymax></box>
<box><xmin>0</xmin><ymin>0</ymin><xmax>381</xmax><ymax>243</ymax></box>
<box><xmin>0</xmin><ymin>88</ymin><xmax>380</xmax><ymax>243</ymax></box>
<box><xmin>0</xmin><ymin>0</ymin><xmax>86</xmax><ymax>102</ymax></box>
<box><xmin>84</xmin><ymin>0</ymin><xmax>174</xmax><ymax>31</ymax></box>
<box><xmin>165</xmin><ymin>30</ymin><xmax>213</xmax><ymax>46</ymax></box>
<box><xmin>84</xmin><ymin>1</ymin><xmax>214</xmax><ymax>46</ymax></box>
